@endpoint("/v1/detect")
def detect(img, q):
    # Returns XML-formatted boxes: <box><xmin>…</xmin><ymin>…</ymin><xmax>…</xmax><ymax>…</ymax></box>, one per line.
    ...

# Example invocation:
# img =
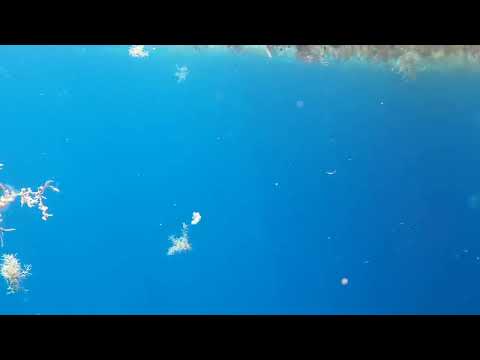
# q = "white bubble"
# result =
<box><xmin>341</xmin><ymin>277</ymin><xmax>349</xmax><ymax>286</ymax></box>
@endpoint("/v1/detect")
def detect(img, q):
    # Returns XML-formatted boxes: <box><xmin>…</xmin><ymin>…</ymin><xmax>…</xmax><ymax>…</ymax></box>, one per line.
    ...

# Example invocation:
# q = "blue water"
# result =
<box><xmin>1</xmin><ymin>45</ymin><xmax>480</xmax><ymax>314</ymax></box>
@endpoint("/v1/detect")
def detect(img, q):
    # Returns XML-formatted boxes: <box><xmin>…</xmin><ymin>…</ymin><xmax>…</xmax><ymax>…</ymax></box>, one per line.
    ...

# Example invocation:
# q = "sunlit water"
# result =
<box><xmin>0</xmin><ymin>45</ymin><xmax>479</xmax><ymax>314</ymax></box>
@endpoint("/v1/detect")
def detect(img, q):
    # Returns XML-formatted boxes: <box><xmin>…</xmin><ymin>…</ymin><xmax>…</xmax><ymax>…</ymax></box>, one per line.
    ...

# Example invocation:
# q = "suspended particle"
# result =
<box><xmin>191</xmin><ymin>211</ymin><xmax>201</xmax><ymax>225</ymax></box>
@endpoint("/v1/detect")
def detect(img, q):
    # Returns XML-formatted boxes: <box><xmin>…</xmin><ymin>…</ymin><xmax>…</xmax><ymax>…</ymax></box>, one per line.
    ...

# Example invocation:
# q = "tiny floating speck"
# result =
<box><xmin>341</xmin><ymin>277</ymin><xmax>349</xmax><ymax>286</ymax></box>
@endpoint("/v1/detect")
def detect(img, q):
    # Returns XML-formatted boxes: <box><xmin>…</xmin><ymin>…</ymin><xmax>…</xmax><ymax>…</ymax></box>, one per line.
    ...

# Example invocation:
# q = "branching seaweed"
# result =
<box><xmin>167</xmin><ymin>212</ymin><xmax>202</xmax><ymax>255</ymax></box>
<box><xmin>0</xmin><ymin>254</ymin><xmax>31</xmax><ymax>294</ymax></box>
<box><xmin>167</xmin><ymin>222</ymin><xmax>192</xmax><ymax>256</ymax></box>
<box><xmin>18</xmin><ymin>180</ymin><xmax>60</xmax><ymax>221</ymax></box>
<box><xmin>0</xmin><ymin>164</ymin><xmax>60</xmax><ymax>294</ymax></box>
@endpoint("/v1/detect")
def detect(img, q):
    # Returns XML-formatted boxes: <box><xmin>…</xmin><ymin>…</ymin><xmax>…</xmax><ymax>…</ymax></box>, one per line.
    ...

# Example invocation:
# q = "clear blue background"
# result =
<box><xmin>0</xmin><ymin>45</ymin><xmax>480</xmax><ymax>314</ymax></box>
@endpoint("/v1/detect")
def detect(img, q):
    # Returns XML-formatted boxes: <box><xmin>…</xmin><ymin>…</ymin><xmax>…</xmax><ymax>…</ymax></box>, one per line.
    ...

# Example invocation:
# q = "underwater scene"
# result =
<box><xmin>1</xmin><ymin>45</ymin><xmax>480</xmax><ymax>314</ymax></box>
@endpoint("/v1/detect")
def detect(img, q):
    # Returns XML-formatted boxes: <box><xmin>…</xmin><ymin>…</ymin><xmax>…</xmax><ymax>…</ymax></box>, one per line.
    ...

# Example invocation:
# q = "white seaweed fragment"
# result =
<box><xmin>191</xmin><ymin>211</ymin><xmax>201</xmax><ymax>225</ymax></box>
<box><xmin>0</xmin><ymin>183</ymin><xmax>17</xmax><ymax>212</ymax></box>
<box><xmin>1</xmin><ymin>254</ymin><xmax>31</xmax><ymax>294</ymax></box>
<box><xmin>18</xmin><ymin>180</ymin><xmax>60</xmax><ymax>221</ymax></box>
<box><xmin>1</xmin><ymin>167</ymin><xmax>60</xmax><ymax>222</ymax></box>
<box><xmin>167</xmin><ymin>222</ymin><xmax>192</xmax><ymax>256</ymax></box>
<box><xmin>174</xmin><ymin>65</ymin><xmax>189</xmax><ymax>83</ymax></box>
<box><xmin>0</xmin><ymin>222</ymin><xmax>15</xmax><ymax>248</ymax></box>
<box><xmin>128</xmin><ymin>45</ymin><xmax>149</xmax><ymax>58</ymax></box>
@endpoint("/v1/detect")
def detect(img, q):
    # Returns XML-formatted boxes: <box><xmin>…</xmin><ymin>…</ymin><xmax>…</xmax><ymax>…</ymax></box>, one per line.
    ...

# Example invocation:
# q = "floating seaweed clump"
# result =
<box><xmin>214</xmin><ymin>45</ymin><xmax>480</xmax><ymax>78</ymax></box>
<box><xmin>0</xmin><ymin>164</ymin><xmax>60</xmax><ymax>294</ymax></box>
<box><xmin>1</xmin><ymin>254</ymin><xmax>31</xmax><ymax>294</ymax></box>
<box><xmin>167</xmin><ymin>212</ymin><xmax>202</xmax><ymax>256</ymax></box>
<box><xmin>129</xmin><ymin>45</ymin><xmax>149</xmax><ymax>58</ymax></box>
<box><xmin>132</xmin><ymin>45</ymin><xmax>480</xmax><ymax>77</ymax></box>
<box><xmin>0</xmin><ymin>178</ymin><xmax>60</xmax><ymax>224</ymax></box>
<box><xmin>167</xmin><ymin>223</ymin><xmax>191</xmax><ymax>256</ymax></box>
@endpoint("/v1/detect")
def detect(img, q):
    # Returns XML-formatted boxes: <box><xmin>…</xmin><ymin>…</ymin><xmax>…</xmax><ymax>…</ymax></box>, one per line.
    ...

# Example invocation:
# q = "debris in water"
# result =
<box><xmin>167</xmin><ymin>223</ymin><xmax>191</xmax><ymax>256</ymax></box>
<box><xmin>191</xmin><ymin>211</ymin><xmax>201</xmax><ymax>225</ymax></box>
<box><xmin>1</xmin><ymin>254</ymin><xmax>31</xmax><ymax>294</ymax></box>
<box><xmin>128</xmin><ymin>45</ymin><xmax>149</xmax><ymax>58</ymax></box>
